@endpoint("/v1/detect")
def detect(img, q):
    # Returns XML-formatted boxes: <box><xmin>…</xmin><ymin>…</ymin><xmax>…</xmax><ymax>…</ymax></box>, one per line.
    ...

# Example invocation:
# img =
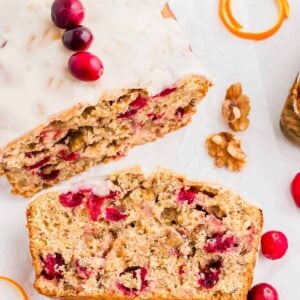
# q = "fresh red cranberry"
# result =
<box><xmin>105</xmin><ymin>208</ymin><xmax>128</xmax><ymax>222</ymax></box>
<box><xmin>41</xmin><ymin>253</ymin><xmax>65</xmax><ymax>280</ymax></box>
<box><xmin>58</xmin><ymin>150</ymin><xmax>80</xmax><ymax>162</ymax></box>
<box><xmin>119</xmin><ymin>97</ymin><xmax>148</xmax><ymax>119</ymax></box>
<box><xmin>261</xmin><ymin>231</ymin><xmax>288</xmax><ymax>260</ymax></box>
<box><xmin>25</xmin><ymin>156</ymin><xmax>50</xmax><ymax>170</ymax></box>
<box><xmin>51</xmin><ymin>0</ymin><xmax>85</xmax><ymax>29</ymax></box>
<box><xmin>198</xmin><ymin>260</ymin><xmax>222</xmax><ymax>289</ymax></box>
<box><xmin>177</xmin><ymin>187</ymin><xmax>196</xmax><ymax>204</ymax></box>
<box><xmin>154</xmin><ymin>87</ymin><xmax>177</xmax><ymax>98</ymax></box>
<box><xmin>62</xmin><ymin>25</ymin><xmax>93</xmax><ymax>51</ymax></box>
<box><xmin>248</xmin><ymin>283</ymin><xmax>278</xmax><ymax>300</ymax></box>
<box><xmin>39</xmin><ymin>169</ymin><xmax>60</xmax><ymax>181</ymax></box>
<box><xmin>291</xmin><ymin>173</ymin><xmax>300</xmax><ymax>208</ymax></box>
<box><xmin>117</xmin><ymin>267</ymin><xmax>148</xmax><ymax>296</ymax></box>
<box><xmin>75</xmin><ymin>260</ymin><xmax>92</xmax><ymax>279</ymax></box>
<box><xmin>68</xmin><ymin>51</ymin><xmax>104</xmax><ymax>81</ymax></box>
<box><xmin>59</xmin><ymin>191</ymin><xmax>84</xmax><ymax>208</ymax></box>
<box><xmin>204</xmin><ymin>233</ymin><xmax>235</xmax><ymax>253</ymax></box>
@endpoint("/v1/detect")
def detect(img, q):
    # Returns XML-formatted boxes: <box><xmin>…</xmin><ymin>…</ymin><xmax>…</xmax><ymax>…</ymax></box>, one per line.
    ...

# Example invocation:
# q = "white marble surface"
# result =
<box><xmin>0</xmin><ymin>0</ymin><xmax>299</xmax><ymax>299</ymax></box>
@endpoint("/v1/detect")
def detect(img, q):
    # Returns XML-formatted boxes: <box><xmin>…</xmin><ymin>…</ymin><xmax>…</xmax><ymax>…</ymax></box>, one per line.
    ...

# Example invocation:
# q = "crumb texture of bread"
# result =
<box><xmin>27</xmin><ymin>167</ymin><xmax>263</xmax><ymax>300</ymax></box>
<box><xmin>1</xmin><ymin>75</ymin><xmax>210</xmax><ymax>197</ymax></box>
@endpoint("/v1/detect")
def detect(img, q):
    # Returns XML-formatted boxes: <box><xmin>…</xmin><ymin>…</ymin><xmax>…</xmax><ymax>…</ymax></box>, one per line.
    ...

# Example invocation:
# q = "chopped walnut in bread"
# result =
<box><xmin>222</xmin><ymin>83</ymin><xmax>250</xmax><ymax>131</ymax></box>
<box><xmin>206</xmin><ymin>132</ymin><xmax>247</xmax><ymax>172</ymax></box>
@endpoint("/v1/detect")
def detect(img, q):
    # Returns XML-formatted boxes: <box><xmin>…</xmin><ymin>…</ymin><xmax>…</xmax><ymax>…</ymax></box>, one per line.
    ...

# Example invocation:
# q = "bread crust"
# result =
<box><xmin>27</xmin><ymin>167</ymin><xmax>263</xmax><ymax>300</ymax></box>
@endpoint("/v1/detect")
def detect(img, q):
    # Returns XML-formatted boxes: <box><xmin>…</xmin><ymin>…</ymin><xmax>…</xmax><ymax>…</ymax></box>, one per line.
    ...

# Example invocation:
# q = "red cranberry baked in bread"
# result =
<box><xmin>0</xmin><ymin>0</ymin><xmax>211</xmax><ymax>197</ymax></box>
<box><xmin>27</xmin><ymin>167</ymin><xmax>263</xmax><ymax>299</ymax></box>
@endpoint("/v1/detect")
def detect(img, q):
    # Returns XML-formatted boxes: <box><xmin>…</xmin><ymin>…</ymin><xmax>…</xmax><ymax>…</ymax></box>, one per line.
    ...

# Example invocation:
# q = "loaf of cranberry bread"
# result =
<box><xmin>0</xmin><ymin>0</ymin><xmax>211</xmax><ymax>197</ymax></box>
<box><xmin>27</xmin><ymin>167</ymin><xmax>263</xmax><ymax>299</ymax></box>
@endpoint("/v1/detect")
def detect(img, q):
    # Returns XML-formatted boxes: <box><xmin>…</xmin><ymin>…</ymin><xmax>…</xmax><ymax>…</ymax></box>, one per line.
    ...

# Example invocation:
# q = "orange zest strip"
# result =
<box><xmin>0</xmin><ymin>276</ymin><xmax>29</xmax><ymax>300</ymax></box>
<box><xmin>282</xmin><ymin>0</ymin><xmax>290</xmax><ymax>17</ymax></box>
<box><xmin>225</xmin><ymin>0</ymin><xmax>243</xmax><ymax>29</ymax></box>
<box><xmin>219</xmin><ymin>0</ymin><xmax>289</xmax><ymax>41</ymax></box>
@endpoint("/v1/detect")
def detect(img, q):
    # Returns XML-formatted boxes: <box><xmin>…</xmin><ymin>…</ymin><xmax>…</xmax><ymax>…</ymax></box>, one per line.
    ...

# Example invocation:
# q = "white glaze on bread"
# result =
<box><xmin>0</xmin><ymin>0</ymin><xmax>207</xmax><ymax>148</ymax></box>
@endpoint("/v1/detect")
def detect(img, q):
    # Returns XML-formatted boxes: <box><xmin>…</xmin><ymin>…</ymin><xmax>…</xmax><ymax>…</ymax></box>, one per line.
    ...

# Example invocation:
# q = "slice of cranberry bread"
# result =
<box><xmin>27</xmin><ymin>167</ymin><xmax>263</xmax><ymax>299</ymax></box>
<box><xmin>0</xmin><ymin>0</ymin><xmax>211</xmax><ymax>198</ymax></box>
<box><xmin>1</xmin><ymin>76</ymin><xmax>210</xmax><ymax>198</ymax></box>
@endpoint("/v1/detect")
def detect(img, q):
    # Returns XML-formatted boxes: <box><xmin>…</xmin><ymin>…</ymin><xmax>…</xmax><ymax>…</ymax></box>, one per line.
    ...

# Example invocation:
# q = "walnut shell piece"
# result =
<box><xmin>280</xmin><ymin>74</ymin><xmax>300</xmax><ymax>145</ymax></box>
<box><xmin>205</xmin><ymin>132</ymin><xmax>247</xmax><ymax>172</ymax></box>
<box><xmin>222</xmin><ymin>83</ymin><xmax>251</xmax><ymax>132</ymax></box>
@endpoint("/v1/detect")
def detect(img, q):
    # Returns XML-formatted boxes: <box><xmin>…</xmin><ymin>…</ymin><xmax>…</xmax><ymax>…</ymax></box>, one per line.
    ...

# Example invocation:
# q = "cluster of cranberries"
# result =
<box><xmin>59</xmin><ymin>188</ymin><xmax>126</xmax><ymax>222</ymax></box>
<box><xmin>51</xmin><ymin>0</ymin><xmax>103</xmax><ymax>81</ymax></box>
<box><xmin>291</xmin><ymin>173</ymin><xmax>300</xmax><ymax>208</ymax></box>
<box><xmin>247</xmin><ymin>231</ymin><xmax>288</xmax><ymax>299</ymax></box>
<box><xmin>248</xmin><ymin>173</ymin><xmax>300</xmax><ymax>300</ymax></box>
<box><xmin>248</xmin><ymin>172</ymin><xmax>300</xmax><ymax>299</ymax></box>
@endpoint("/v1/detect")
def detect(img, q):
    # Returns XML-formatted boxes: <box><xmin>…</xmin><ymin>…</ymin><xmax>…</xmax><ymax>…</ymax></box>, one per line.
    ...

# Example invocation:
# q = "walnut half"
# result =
<box><xmin>222</xmin><ymin>83</ymin><xmax>250</xmax><ymax>131</ymax></box>
<box><xmin>205</xmin><ymin>132</ymin><xmax>247</xmax><ymax>172</ymax></box>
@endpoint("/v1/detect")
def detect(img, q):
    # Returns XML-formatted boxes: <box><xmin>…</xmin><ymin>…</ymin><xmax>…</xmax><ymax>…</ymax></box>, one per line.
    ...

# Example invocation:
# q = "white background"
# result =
<box><xmin>0</xmin><ymin>0</ymin><xmax>299</xmax><ymax>299</ymax></box>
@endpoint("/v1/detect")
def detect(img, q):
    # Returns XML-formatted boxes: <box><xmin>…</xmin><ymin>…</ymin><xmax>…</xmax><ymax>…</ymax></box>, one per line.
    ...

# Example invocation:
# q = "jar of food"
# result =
<box><xmin>280</xmin><ymin>73</ymin><xmax>300</xmax><ymax>145</ymax></box>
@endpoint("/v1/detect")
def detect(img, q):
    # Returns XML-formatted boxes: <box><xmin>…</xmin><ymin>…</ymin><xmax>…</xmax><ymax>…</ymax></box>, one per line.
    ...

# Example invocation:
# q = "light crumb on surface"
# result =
<box><xmin>206</xmin><ymin>132</ymin><xmax>247</xmax><ymax>172</ymax></box>
<box><xmin>222</xmin><ymin>83</ymin><xmax>250</xmax><ymax>132</ymax></box>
